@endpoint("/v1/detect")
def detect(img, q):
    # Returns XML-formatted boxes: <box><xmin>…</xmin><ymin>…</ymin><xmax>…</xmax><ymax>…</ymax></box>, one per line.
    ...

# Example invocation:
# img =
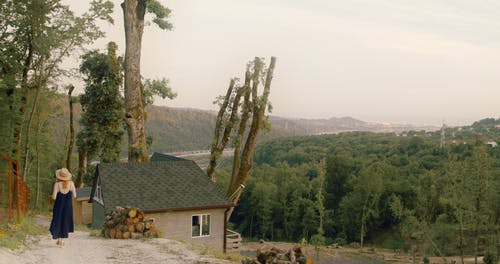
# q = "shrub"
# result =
<box><xmin>333</xmin><ymin>237</ymin><xmax>347</xmax><ymax>246</ymax></box>
<box><xmin>483</xmin><ymin>251</ymin><xmax>496</xmax><ymax>264</ymax></box>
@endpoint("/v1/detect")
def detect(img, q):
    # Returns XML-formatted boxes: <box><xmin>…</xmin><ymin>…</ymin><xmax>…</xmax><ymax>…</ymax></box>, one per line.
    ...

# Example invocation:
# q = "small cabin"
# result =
<box><xmin>72</xmin><ymin>187</ymin><xmax>92</xmax><ymax>225</ymax></box>
<box><xmin>89</xmin><ymin>154</ymin><xmax>233</xmax><ymax>252</ymax></box>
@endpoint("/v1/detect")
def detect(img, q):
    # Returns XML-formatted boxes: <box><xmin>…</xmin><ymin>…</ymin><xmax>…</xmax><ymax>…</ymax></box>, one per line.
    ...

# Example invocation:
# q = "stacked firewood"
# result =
<box><xmin>102</xmin><ymin>206</ymin><xmax>158</xmax><ymax>239</ymax></box>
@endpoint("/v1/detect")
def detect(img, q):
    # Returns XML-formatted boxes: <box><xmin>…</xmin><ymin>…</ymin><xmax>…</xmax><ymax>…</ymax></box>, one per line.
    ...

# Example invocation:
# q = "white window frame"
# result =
<box><xmin>93</xmin><ymin>183</ymin><xmax>104</xmax><ymax>205</ymax></box>
<box><xmin>191</xmin><ymin>214</ymin><xmax>211</xmax><ymax>238</ymax></box>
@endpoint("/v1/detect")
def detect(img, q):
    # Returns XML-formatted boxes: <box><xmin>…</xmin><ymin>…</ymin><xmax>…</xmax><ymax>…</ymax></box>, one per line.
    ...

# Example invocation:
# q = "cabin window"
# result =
<box><xmin>93</xmin><ymin>183</ymin><xmax>103</xmax><ymax>205</ymax></box>
<box><xmin>192</xmin><ymin>214</ymin><xmax>210</xmax><ymax>237</ymax></box>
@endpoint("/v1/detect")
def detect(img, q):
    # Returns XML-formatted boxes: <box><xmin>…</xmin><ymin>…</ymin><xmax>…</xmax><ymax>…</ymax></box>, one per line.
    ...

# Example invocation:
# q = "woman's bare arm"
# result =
<box><xmin>52</xmin><ymin>182</ymin><xmax>58</xmax><ymax>200</ymax></box>
<box><xmin>70</xmin><ymin>181</ymin><xmax>77</xmax><ymax>199</ymax></box>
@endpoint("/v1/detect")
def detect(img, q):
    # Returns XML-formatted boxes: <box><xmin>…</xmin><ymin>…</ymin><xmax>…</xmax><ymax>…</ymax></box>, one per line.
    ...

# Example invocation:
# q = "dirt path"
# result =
<box><xmin>0</xmin><ymin>216</ymin><xmax>232</xmax><ymax>264</ymax></box>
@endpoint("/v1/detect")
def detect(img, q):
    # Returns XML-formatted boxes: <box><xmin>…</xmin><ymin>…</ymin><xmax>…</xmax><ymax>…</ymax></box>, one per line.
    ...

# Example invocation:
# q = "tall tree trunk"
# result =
<box><xmin>66</xmin><ymin>85</ymin><xmax>75</xmax><ymax>170</ymax></box>
<box><xmin>474</xmin><ymin>196</ymin><xmax>480</xmax><ymax>264</ymax></box>
<box><xmin>249</xmin><ymin>213</ymin><xmax>254</xmax><ymax>238</ymax></box>
<box><xmin>207</xmin><ymin>79</ymin><xmax>243</xmax><ymax>182</ymax></box>
<box><xmin>496</xmin><ymin>214</ymin><xmax>500</xmax><ymax>263</ymax></box>
<box><xmin>122</xmin><ymin>0</ymin><xmax>149</xmax><ymax>162</ymax></box>
<box><xmin>360</xmin><ymin>201</ymin><xmax>367</xmax><ymax>249</ymax></box>
<box><xmin>13</xmin><ymin>34</ymin><xmax>34</xmax><ymax>160</ymax></box>
<box><xmin>35</xmin><ymin>121</ymin><xmax>40</xmax><ymax>210</ymax></box>
<box><xmin>22</xmin><ymin>82</ymin><xmax>41</xmax><ymax>180</ymax></box>
<box><xmin>228</xmin><ymin>70</ymin><xmax>252</xmax><ymax>195</ymax></box>
<box><xmin>207</xmin><ymin>79</ymin><xmax>235</xmax><ymax>182</ymax></box>
<box><xmin>424</xmin><ymin>230</ymin><xmax>447</xmax><ymax>264</ymax></box>
<box><xmin>76</xmin><ymin>149</ymin><xmax>87</xmax><ymax>188</ymax></box>
<box><xmin>226</xmin><ymin>57</ymin><xmax>276</xmax><ymax>221</ymax></box>
<box><xmin>458</xmin><ymin>220</ymin><xmax>465</xmax><ymax>264</ymax></box>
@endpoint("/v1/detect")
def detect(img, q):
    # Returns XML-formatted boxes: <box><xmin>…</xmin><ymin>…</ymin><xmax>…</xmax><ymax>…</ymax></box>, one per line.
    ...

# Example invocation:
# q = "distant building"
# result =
<box><xmin>486</xmin><ymin>141</ymin><xmax>498</xmax><ymax>148</ymax></box>
<box><xmin>73</xmin><ymin>187</ymin><xmax>92</xmax><ymax>225</ymax></box>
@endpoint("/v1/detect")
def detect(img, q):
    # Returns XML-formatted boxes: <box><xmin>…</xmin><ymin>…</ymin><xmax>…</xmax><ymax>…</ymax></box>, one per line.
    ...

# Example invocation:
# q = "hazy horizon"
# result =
<box><xmin>66</xmin><ymin>0</ymin><xmax>500</xmax><ymax>126</ymax></box>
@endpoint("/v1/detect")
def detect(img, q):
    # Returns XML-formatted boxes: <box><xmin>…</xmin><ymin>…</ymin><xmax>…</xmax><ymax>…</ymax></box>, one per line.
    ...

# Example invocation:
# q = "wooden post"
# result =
<box><xmin>1</xmin><ymin>152</ymin><xmax>27</xmax><ymax>222</ymax></box>
<box><xmin>7</xmin><ymin>162</ymin><xmax>13</xmax><ymax>222</ymax></box>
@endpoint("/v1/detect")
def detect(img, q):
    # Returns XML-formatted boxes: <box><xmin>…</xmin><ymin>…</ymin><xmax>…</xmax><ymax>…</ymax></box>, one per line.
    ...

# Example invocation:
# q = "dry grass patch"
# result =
<box><xmin>0</xmin><ymin>215</ymin><xmax>46</xmax><ymax>249</ymax></box>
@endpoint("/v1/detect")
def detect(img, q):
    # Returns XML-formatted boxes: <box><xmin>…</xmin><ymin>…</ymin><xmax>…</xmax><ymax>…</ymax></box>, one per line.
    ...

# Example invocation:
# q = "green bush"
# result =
<box><xmin>333</xmin><ymin>236</ymin><xmax>347</xmax><ymax>246</ymax></box>
<box><xmin>483</xmin><ymin>251</ymin><xmax>496</xmax><ymax>264</ymax></box>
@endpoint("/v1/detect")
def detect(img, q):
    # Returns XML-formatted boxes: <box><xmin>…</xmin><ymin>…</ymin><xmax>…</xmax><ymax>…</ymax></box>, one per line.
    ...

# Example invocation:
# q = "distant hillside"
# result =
<box><xmin>145</xmin><ymin>105</ymin><xmax>440</xmax><ymax>153</ymax></box>
<box><xmin>55</xmin><ymin>97</ymin><xmax>444</xmax><ymax>153</ymax></box>
<box><xmin>145</xmin><ymin>106</ymin><xmax>216</xmax><ymax>152</ymax></box>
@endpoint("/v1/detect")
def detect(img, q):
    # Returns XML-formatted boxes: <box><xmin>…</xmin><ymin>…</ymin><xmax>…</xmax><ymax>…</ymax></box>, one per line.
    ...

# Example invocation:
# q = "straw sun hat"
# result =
<box><xmin>55</xmin><ymin>168</ymin><xmax>72</xmax><ymax>181</ymax></box>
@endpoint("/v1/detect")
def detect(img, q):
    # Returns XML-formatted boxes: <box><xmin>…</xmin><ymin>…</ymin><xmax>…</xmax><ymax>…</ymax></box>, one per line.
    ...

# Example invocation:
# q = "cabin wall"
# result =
<box><xmin>91</xmin><ymin>202</ymin><xmax>105</xmax><ymax>229</ymax></box>
<box><xmin>73</xmin><ymin>199</ymin><xmax>92</xmax><ymax>225</ymax></box>
<box><xmin>149</xmin><ymin>208</ymin><xmax>227</xmax><ymax>252</ymax></box>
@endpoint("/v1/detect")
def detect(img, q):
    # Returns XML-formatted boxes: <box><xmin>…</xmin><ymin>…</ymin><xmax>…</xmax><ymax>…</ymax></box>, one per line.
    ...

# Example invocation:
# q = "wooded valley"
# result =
<box><xmin>220</xmin><ymin>119</ymin><xmax>500</xmax><ymax>261</ymax></box>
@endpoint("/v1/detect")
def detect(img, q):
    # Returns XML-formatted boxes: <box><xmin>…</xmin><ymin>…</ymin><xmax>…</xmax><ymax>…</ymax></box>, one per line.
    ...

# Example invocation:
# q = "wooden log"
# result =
<box><xmin>105</xmin><ymin>220</ymin><xmax>115</xmax><ymax>228</ymax></box>
<box><xmin>132</xmin><ymin>217</ymin><xmax>140</xmax><ymax>224</ymax></box>
<box><xmin>116</xmin><ymin>206</ymin><xmax>126</xmax><ymax>215</ymax></box>
<box><xmin>135</xmin><ymin>222</ymin><xmax>144</xmax><ymax>232</ymax></box>
<box><xmin>128</xmin><ymin>209</ymin><xmax>137</xmax><ymax>218</ymax></box>
<box><xmin>109</xmin><ymin>228</ymin><xmax>116</xmax><ymax>239</ymax></box>
<box><xmin>115</xmin><ymin>229</ymin><xmax>123</xmax><ymax>239</ymax></box>
<box><xmin>122</xmin><ymin>231</ymin><xmax>131</xmax><ymax>239</ymax></box>
<box><xmin>128</xmin><ymin>225</ymin><xmax>135</xmax><ymax>233</ymax></box>
<box><xmin>131</xmin><ymin>232</ymin><xmax>143</xmax><ymax>239</ymax></box>
<box><xmin>112</xmin><ymin>215</ymin><xmax>121</xmax><ymax>223</ymax></box>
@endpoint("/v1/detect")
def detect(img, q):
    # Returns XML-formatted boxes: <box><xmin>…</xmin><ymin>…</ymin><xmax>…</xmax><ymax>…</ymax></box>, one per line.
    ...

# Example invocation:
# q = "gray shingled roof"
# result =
<box><xmin>150</xmin><ymin>152</ymin><xmax>188</xmax><ymax>162</ymax></box>
<box><xmin>95</xmin><ymin>161</ymin><xmax>232</xmax><ymax>213</ymax></box>
<box><xmin>76</xmin><ymin>187</ymin><xmax>91</xmax><ymax>199</ymax></box>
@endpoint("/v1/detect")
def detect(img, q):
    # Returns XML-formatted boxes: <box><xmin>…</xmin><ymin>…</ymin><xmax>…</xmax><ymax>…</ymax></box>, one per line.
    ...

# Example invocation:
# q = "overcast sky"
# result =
<box><xmin>67</xmin><ymin>0</ymin><xmax>500</xmax><ymax>126</ymax></box>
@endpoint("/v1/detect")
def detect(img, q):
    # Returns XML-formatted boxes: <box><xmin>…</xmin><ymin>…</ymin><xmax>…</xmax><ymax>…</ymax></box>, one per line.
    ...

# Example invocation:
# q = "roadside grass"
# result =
<box><xmin>74</xmin><ymin>224</ymin><xmax>102</xmax><ymax>237</ymax></box>
<box><xmin>192</xmin><ymin>243</ymin><xmax>245</xmax><ymax>263</ymax></box>
<box><xmin>0</xmin><ymin>215</ymin><xmax>46</xmax><ymax>249</ymax></box>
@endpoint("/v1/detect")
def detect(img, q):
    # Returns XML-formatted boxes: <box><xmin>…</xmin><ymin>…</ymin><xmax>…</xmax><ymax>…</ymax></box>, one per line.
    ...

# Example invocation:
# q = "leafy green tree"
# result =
<box><xmin>337</xmin><ymin>161</ymin><xmax>385</xmax><ymax>247</ymax></box>
<box><xmin>77</xmin><ymin>42</ymin><xmax>124</xmax><ymax>184</ymax></box>
<box><xmin>443</xmin><ymin>145</ymin><xmax>494</xmax><ymax>263</ymax></box>
<box><xmin>0</xmin><ymin>0</ymin><xmax>113</xmax><ymax>178</ymax></box>
<box><xmin>311</xmin><ymin>159</ymin><xmax>327</xmax><ymax>257</ymax></box>
<box><xmin>466</xmin><ymin>146</ymin><xmax>493</xmax><ymax>264</ymax></box>
<box><xmin>443</xmin><ymin>159</ymin><xmax>473</xmax><ymax>264</ymax></box>
<box><xmin>324</xmin><ymin>154</ymin><xmax>354</xmax><ymax>237</ymax></box>
<box><xmin>30</xmin><ymin>89</ymin><xmax>66</xmax><ymax>210</ymax></box>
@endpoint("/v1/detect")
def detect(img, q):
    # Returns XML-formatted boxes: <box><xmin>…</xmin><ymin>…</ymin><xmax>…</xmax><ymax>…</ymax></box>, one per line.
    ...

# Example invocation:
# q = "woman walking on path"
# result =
<box><xmin>49</xmin><ymin>168</ymin><xmax>76</xmax><ymax>247</ymax></box>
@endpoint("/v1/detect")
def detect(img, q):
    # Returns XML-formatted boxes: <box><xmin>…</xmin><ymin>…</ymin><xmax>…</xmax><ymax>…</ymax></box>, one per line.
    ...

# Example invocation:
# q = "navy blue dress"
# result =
<box><xmin>49</xmin><ymin>189</ymin><xmax>74</xmax><ymax>239</ymax></box>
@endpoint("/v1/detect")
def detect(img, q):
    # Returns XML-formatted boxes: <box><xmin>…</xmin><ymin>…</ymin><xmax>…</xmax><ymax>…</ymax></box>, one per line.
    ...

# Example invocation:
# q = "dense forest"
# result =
<box><xmin>217</xmin><ymin>118</ymin><xmax>500</xmax><ymax>259</ymax></box>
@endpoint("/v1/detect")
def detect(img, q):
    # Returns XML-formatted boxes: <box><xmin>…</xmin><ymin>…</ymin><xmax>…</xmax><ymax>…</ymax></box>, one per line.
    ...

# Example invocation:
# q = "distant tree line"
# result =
<box><xmin>218</xmin><ymin>123</ymin><xmax>500</xmax><ymax>261</ymax></box>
